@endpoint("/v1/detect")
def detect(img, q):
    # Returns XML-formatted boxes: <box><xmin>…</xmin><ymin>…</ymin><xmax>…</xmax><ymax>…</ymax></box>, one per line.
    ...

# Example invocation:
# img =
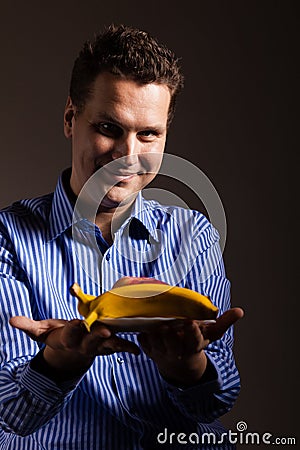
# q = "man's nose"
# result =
<box><xmin>111</xmin><ymin>134</ymin><xmax>139</xmax><ymax>164</ymax></box>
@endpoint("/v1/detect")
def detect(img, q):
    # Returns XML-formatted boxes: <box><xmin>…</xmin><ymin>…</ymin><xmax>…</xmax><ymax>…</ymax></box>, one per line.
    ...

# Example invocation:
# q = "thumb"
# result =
<box><xmin>202</xmin><ymin>307</ymin><xmax>244</xmax><ymax>342</ymax></box>
<box><xmin>9</xmin><ymin>316</ymin><xmax>66</xmax><ymax>342</ymax></box>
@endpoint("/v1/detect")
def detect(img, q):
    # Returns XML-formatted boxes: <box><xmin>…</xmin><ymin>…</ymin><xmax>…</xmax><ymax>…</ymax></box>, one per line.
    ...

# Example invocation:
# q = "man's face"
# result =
<box><xmin>64</xmin><ymin>72</ymin><xmax>170</xmax><ymax>209</ymax></box>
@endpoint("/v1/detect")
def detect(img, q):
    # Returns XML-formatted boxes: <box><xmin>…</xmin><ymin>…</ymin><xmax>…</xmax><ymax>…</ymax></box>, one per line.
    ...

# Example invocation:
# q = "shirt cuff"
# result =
<box><xmin>19</xmin><ymin>364</ymin><xmax>70</xmax><ymax>404</ymax></box>
<box><xmin>25</xmin><ymin>350</ymin><xmax>82</xmax><ymax>399</ymax></box>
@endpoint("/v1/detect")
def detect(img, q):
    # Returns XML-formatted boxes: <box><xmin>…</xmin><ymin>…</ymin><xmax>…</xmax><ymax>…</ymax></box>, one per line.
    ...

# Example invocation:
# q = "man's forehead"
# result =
<box><xmin>90</xmin><ymin>73</ymin><xmax>170</xmax><ymax>101</ymax></box>
<box><xmin>84</xmin><ymin>74</ymin><xmax>170</xmax><ymax>127</ymax></box>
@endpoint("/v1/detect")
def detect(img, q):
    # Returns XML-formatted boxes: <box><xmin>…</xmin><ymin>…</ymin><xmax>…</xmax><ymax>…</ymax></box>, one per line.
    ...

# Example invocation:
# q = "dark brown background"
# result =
<box><xmin>0</xmin><ymin>0</ymin><xmax>298</xmax><ymax>445</ymax></box>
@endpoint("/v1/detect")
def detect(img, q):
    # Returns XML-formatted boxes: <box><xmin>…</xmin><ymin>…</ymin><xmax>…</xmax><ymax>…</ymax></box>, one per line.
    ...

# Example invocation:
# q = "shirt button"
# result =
<box><xmin>117</xmin><ymin>357</ymin><xmax>124</xmax><ymax>364</ymax></box>
<box><xmin>106</xmin><ymin>253</ymin><xmax>110</xmax><ymax>261</ymax></box>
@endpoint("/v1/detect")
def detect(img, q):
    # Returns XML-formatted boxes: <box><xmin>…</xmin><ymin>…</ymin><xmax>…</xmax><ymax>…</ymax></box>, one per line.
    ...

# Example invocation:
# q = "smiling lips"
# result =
<box><xmin>110</xmin><ymin>173</ymin><xmax>137</xmax><ymax>182</ymax></box>
<box><xmin>95</xmin><ymin>164</ymin><xmax>145</xmax><ymax>183</ymax></box>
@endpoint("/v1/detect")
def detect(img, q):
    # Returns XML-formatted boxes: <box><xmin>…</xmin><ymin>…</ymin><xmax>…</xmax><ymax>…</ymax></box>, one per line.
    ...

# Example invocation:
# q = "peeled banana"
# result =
<box><xmin>70</xmin><ymin>279</ymin><xmax>218</xmax><ymax>331</ymax></box>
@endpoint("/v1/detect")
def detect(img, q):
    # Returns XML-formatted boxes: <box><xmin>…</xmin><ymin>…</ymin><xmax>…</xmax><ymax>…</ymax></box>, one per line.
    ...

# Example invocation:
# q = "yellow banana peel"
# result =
<box><xmin>70</xmin><ymin>281</ymin><xmax>218</xmax><ymax>331</ymax></box>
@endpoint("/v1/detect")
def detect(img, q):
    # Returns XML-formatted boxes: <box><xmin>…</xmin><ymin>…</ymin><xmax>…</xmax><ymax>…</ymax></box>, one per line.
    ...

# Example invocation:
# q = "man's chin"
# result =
<box><xmin>98</xmin><ymin>187</ymin><xmax>139</xmax><ymax>211</ymax></box>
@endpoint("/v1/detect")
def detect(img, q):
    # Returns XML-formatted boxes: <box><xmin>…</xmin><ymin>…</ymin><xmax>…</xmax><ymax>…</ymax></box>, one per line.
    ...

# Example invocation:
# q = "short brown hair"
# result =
<box><xmin>69</xmin><ymin>24</ymin><xmax>184</xmax><ymax>126</ymax></box>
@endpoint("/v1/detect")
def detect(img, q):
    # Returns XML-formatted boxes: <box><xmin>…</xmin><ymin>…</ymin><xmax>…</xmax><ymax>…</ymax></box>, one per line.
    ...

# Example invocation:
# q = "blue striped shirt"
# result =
<box><xmin>0</xmin><ymin>170</ymin><xmax>240</xmax><ymax>449</ymax></box>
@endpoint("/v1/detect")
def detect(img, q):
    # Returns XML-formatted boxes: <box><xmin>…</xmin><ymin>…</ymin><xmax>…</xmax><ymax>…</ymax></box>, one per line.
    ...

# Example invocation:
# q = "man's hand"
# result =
<box><xmin>137</xmin><ymin>307</ymin><xmax>244</xmax><ymax>387</ymax></box>
<box><xmin>9</xmin><ymin>301</ymin><xmax>243</xmax><ymax>385</ymax></box>
<box><xmin>9</xmin><ymin>316</ymin><xmax>140</xmax><ymax>376</ymax></box>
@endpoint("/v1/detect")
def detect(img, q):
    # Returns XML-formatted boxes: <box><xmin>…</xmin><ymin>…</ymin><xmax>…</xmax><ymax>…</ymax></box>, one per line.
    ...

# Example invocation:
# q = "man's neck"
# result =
<box><xmin>95</xmin><ymin>200</ymin><xmax>135</xmax><ymax>245</ymax></box>
<box><xmin>63</xmin><ymin>169</ymin><xmax>137</xmax><ymax>244</ymax></box>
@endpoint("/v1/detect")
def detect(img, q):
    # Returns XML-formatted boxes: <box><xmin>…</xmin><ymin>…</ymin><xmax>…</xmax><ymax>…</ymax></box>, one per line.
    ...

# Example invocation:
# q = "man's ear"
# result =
<box><xmin>64</xmin><ymin>96</ymin><xmax>75</xmax><ymax>138</ymax></box>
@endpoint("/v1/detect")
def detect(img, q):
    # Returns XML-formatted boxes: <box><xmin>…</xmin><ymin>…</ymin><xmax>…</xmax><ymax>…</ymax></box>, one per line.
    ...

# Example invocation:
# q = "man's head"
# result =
<box><xmin>69</xmin><ymin>24</ymin><xmax>184</xmax><ymax>127</ymax></box>
<box><xmin>65</xmin><ymin>24</ymin><xmax>184</xmax><ymax>208</ymax></box>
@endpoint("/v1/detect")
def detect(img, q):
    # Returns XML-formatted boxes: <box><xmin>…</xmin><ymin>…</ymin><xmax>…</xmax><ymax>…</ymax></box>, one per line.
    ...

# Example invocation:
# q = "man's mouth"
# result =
<box><xmin>110</xmin><ymin>173</ymin><xmax>137</xmax><ymax>182</ymax></box>
<box><xmin>94</xmin><ymin>164</ymin><xmax>145</xmax><ymax>181</ymax></box>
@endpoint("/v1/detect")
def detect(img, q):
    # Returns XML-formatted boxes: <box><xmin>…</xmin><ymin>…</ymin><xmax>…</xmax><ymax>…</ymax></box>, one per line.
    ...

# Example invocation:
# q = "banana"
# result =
<box><xmin>70</xmin><ymin>281</ymin><xmax>218</xmax><ymax>331</ymax></box>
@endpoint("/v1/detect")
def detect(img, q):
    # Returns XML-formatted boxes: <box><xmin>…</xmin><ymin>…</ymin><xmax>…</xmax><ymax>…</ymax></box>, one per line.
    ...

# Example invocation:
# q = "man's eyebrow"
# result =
<box><xmin>138</xmin><ymin>125</ymin><xmax>165</xmax><ymax>133</ymax></box>
<box><xmin>95</xmin><ymin>112</ymin><xmax>120</xmax><ymax>124</ymax></box>
<box><xmin>94</xmin><ymin>112</ymin><xmax>165</xmax><ymax>133</ymax></box>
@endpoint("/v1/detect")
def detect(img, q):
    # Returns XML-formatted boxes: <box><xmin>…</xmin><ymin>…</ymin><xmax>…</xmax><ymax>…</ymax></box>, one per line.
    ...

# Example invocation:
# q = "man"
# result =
<box><xmin>0</xmin><ymin>24</ymin><xmax>243</xmax><ymax>449</ymax></box>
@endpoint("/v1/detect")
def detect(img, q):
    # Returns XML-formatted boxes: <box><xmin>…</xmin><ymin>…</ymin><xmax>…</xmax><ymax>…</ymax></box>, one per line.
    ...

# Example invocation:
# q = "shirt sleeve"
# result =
<box><xmin>0</xmin><ymin>225</ymin><xmax>77</xmax><ymax>436</ymax></box>
<box><xmin>162</xmin><ymin>221</ymin><xmax>241</xmax><ymax>423</ymax></box>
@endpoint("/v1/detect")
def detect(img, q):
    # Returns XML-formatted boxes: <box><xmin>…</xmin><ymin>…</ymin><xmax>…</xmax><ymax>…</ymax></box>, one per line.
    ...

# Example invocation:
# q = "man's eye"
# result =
<box><xmin>138</xmin><ymin>130</ymin><xmax>157</xmax><ymax>139</ymax></box>
<box><xmin>93</xmin><ymin>123</ymin><xmax>122</xmax><ymax>137</ymax></box>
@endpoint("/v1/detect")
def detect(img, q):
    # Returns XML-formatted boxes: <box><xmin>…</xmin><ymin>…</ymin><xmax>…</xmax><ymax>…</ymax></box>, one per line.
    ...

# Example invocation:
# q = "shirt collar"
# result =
<box><xmin>129</xmin><ymin>192</ymin><xmax>159</xmax><ymax>241</ymax></box>
<box><xmin>46</xmin><ymin>169</ymin><xmax>75</xmax><ymax>242</ymax></box>
<box><xmin>46</xmin><ymin>170</ymin><xmax>160</xmax><ymax>243</ymax></box>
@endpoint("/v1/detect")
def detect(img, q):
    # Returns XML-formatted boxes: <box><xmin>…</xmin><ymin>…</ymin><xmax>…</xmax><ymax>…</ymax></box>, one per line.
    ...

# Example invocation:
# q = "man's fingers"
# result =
<box><xmin>101</xmin><ymin>335</ymin><xmax>141</xmax><ymax>355</ymax></box>
<box><xmin>137</xmin><ymin>333</ymin><xmax>150</xmax><ymax>354</ymax></box>
<box><xmin>182</xmin><ymin>321</ymin><xmax>210</xmax><ymax>353</ymax></box>
<box><xmin>137</xmin><ymin>327</ymin><xmax>168</xmax><ymax>358</ymax></box>
<box><xmin>202</xmin><ymin>307</ymin><xmax>244</xmax><ymax>341</ymax></box>
<box><xmin>9</xmin><ymin>316</ymin><xmax>140</xmax><ymax>356</ymax></box>
<box><xmin>9</xmin><ymin>316</ymin><xmax>67</xmax><ymax>342</ymax></box>
<box><xmin>10</xmin><ymin>308</ymin><xmax>244</xmax><ymax>349</ymax></box>
<box><xmin>215</xmin><ymin>307</ymin><xmax>244</xmax><ymax>330</ymax></box>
